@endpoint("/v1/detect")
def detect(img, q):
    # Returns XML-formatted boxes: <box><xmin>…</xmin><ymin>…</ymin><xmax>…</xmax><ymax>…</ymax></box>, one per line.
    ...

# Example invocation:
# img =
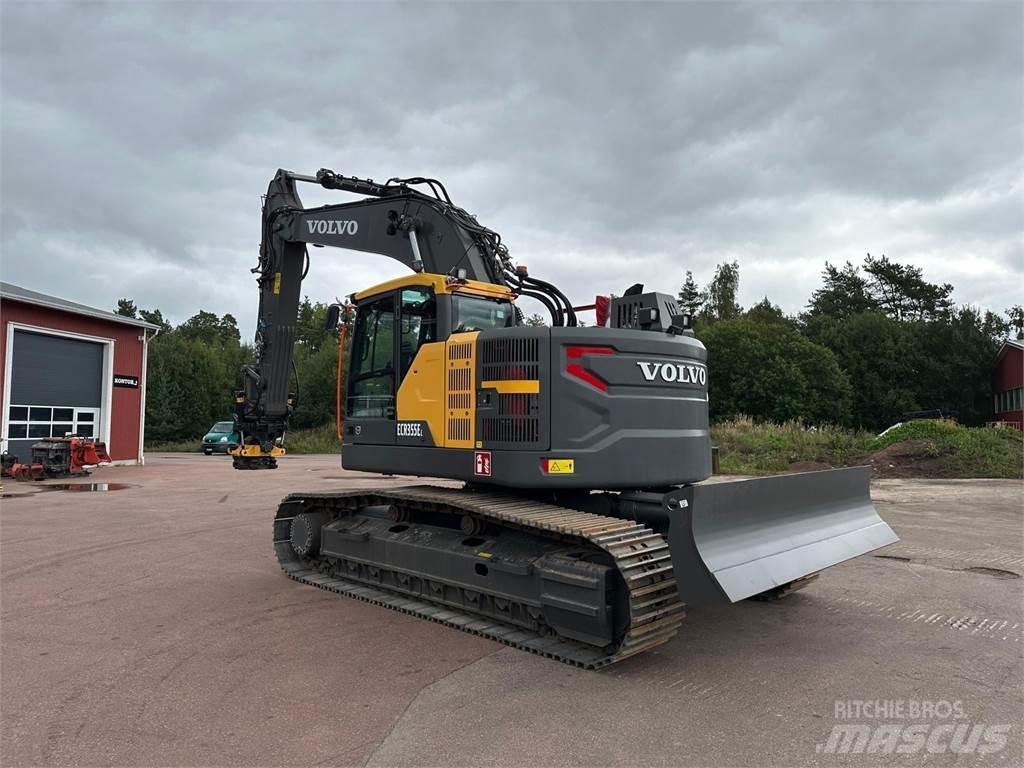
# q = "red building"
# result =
<box><xmin>992</xmin><ymin>339</ymin><xmax>1023</xmax><ymax>430</ymax></box>
<box><xmin>1</xmin><ymin>282</ymin><xmax>159</xmax><ymax>463</ymax></box>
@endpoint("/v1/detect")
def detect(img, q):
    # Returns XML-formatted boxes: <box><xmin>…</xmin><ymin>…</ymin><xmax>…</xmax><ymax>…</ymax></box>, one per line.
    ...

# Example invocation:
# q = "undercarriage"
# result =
<box><xmin>274</xmin><ymin>485</ymin><xmax>686</xmax><ymax>668</ymax></box>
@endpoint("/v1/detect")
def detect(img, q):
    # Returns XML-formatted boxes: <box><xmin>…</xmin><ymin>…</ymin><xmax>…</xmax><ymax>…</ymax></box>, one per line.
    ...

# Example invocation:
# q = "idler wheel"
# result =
<box><xmin>460</xmin><ymin>515</ymin><xmax>487</xmax><ymax>536</ymax></box>
<box><xmin>290</xmin><ymin>512</ymin><xmax>329</xmax><ymax>557</ymax></box>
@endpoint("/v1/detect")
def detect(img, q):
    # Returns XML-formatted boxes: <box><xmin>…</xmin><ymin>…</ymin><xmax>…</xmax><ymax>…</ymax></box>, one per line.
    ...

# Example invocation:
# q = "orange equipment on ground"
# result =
<box><xmin>1</xmin><ymin>437</ymin><xmax>111</xmax><ymax>481</ymax></box>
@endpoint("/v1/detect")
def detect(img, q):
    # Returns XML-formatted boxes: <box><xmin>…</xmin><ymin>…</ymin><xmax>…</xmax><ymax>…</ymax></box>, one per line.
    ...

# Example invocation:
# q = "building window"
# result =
<box><xmin>6</xmin><ymin>405</ymin><xmax>100</xmax><ymax>440</ymax></box>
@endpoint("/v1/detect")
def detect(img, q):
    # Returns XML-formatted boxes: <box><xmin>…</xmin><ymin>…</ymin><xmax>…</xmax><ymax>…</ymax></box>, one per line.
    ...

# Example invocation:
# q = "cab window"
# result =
<box><xmin>348</xmin><ymin>295</ymin><xmax>396</xmax><ymax>418</ymax></box>
<box><xmin>451</xmin><ymin>294</ymin><xmax>514</xmax><ymax>333</ymax></box>
<box><xmin>399</xmin><ymin>287</ymin><xmax>436</xmax><ymax>377</ymax></box>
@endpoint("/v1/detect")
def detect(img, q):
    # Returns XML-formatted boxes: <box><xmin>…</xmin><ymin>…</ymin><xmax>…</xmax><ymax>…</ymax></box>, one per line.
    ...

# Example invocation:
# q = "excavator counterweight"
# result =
<box><xmin>231</xmin><ymin>167</ymin><xmax>897</xmax><ymax>667</ymax></box>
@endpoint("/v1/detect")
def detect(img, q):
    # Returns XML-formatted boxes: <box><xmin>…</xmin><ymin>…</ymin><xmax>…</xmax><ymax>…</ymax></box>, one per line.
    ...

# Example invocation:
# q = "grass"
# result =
<box><xmin>713</xmin><ymin>416</ymin><xmax>1023</xmax><ymax>479</ymax></box>
<box><xmin>868</xmin><ymin>419</ymin><xmax>1023</xmax><ymax>479</ymax></box>
<box><xmin>712</xmin><ymin>416</ymin><xmax>875</xmax><ymax>475</ymax></box>
<box><xmin>280</xmin><ymin>423</ymin><xmax>341</xmax><ymax>454</ymax></box>
<box><xmin>146</xmin><ymin>437</ymin><xmax>205</xmax><ymax>453</ymax></box>
<box><xmin>148</xmin><ymin>417</ymin><xmax>1022</xmax><ymax>479</ymax></box>
<box><xmin>146</xmin><ymin>423</ymin><xmax>341</xmax><ymax>455</ymax></box>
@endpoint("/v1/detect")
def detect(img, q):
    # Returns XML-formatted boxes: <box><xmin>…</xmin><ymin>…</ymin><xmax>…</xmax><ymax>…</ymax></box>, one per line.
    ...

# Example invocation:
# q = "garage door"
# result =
<box><xmin>5</xmin><ymin>331</ymin><xmax>104</xmax><ymax>461</ymax></box>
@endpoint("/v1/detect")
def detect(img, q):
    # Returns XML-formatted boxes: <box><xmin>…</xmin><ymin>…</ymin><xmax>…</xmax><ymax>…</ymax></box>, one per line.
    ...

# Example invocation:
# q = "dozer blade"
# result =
<box><xmin>666</xmin><ymin>466</ymin><xmax>898</xmax><ymax>605</ymax></box>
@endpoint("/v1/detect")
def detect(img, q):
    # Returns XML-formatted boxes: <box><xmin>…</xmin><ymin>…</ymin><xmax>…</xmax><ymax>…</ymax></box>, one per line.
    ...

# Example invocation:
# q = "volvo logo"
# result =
<box><xmin>636</xmin><ymin>361</ymin><xmax>707</xmax><ymax>386</ymax></box>
<box><xmin>306</xmin><ymin>219</ymin><xmax>358</xmax><ymax>236</ymax></box>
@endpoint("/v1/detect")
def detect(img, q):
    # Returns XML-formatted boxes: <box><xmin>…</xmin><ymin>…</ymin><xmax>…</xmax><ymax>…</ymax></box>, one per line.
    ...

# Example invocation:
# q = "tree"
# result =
<box><xmin>677</xmin><ymin>271</ymin><xmax>703</xmax><ymax>316</ymax></box>
<box><xmin>806</xmin><ymin>255</ymin><xmax>954</xmax><ymax>323</ymax></box>
<box><xmin>863</xmin><ymin>253</ymin><xmax>953</xmax><ymax>321</ymax></box>
<box><xmin>1007</xmin><ymin>305</ymin><xmax>1024</xmax><ymax>340</ymax></box>
<box><xmin>218</xmin><ymin>313</ymin><xmax>240</xmax><ymax>344</ymax></box>
<box><xmin>701</xmin><ymin>319</ymin><xmax>851</xmax><ymax>425</ymax></box>
<box><xmin>144</xmin><ymin>332</ymin><xmax>247</xmax><ymax>441</ymax></box>
<box><xmin>744</xmin><ymin>297</ymin><xmax>790</xmax><ymax>326</ymax></box>
<box><xmin>806</xmin><ymin>261</ymin><xmax>876</xmax><ymax>319</ymax></box>
<box><xmin>982</xmin><ymin>310</ymin><xmax>1010</xmax><ymax>342</ymax></box>
<box><xmin>908</xmin><ymin>306</ymin><xmax>1003</xmax><ymax>425</ymax></box>
<box><xmin>524</xmin><ymin>314</ymin><xmax>547</xmax><ymax>327</ymax></box>
<box><xmin>178</xmin><ymin>311</ymin><xmax>240</xmax><ymax>345</ymax></box>
<box><xmin>701</xmin><ymin>261</ymin><xmax>741</xmax><ymax>322</ymax></box>
<box><xmin>115</xmin><ymin>298</ymin><xmax>138</xmax><ymax>318</ymax></box>
<box><xmin>139</xmin><ymin>308</ymin><xmax>172</xmax><ymax>332</ymax></box>
<box><xmin>804</xmin><ymin>311</ymin><xmax>919</xmax><ymax>429</ymax></box>
<box><xmin>290</xmin><ymin>335</ymin><xmax>340</xmax><ymax>430</ymax></box>
<box><xmin>296</xmin><ymin>296</ymin><xmax>331</xmax><ymax>351</ymax></box>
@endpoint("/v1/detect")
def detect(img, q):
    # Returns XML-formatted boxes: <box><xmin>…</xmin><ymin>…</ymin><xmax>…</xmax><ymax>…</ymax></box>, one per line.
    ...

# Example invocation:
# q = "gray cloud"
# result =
<box><xmin>2</xmin><ymin>1</ymin><xmax>1021</xmax><ymax>337</ymax></box>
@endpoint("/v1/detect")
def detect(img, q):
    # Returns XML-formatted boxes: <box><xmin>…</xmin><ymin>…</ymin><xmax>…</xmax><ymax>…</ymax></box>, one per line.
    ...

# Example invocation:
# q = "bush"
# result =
<box><xmin>701</xmin><ymin>320</ymin><xmax>852</xmax><ymax>425</ymax></box>
<box><xmin>283</xmin><ymin>423</ymin><xmax>340</xmax><ymax>454</ymax></box>
<box><xmin>712</xmin><ymin>416</ymin><xmax>874</xmax><ymax>474</ymax></box>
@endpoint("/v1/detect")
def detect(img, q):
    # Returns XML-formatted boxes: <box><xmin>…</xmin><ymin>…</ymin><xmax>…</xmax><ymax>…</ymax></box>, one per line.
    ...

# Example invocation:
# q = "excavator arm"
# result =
<box><xmin>233</xmin><ymin>168</ymin><xmax>575</xmax><ymax>469</ymax></box>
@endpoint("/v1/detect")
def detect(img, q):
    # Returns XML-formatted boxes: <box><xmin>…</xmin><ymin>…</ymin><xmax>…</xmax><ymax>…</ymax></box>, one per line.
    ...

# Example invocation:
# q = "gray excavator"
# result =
<box><xmin>230</xmin><ymin>167</ymin><xmax>897</xmax><ymax>668</ymax></box>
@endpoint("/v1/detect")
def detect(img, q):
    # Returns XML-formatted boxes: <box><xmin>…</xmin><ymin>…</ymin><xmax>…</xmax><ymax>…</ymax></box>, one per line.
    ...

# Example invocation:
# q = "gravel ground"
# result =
<box><xmin>2</xmin><ymin>454</ymin><xmax>1020</xmax><ymax>767</ymax></box>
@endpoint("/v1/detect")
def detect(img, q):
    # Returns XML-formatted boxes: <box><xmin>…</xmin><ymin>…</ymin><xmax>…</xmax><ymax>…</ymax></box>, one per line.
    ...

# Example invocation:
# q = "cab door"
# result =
<box><xmin>345</xmin><ymin>292</ymin><xmax>398</xmax><ymax>445</ymax></box>
<box><xmin>345</xmin><ymin>287</ymin><xmax>439</xmax><ymax>447</ymax></box>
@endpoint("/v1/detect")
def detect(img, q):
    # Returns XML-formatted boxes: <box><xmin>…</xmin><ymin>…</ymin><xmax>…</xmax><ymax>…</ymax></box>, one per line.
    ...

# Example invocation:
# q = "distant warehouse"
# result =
<box><xmin>993</xmin><ymin>339</ymin><xmax>1023</xmax><ymax>430</ymax></box>
<box><xmin>0</xmin><ymin>282</ymin><xmax>159</xmax><ymax>464</ymax></box>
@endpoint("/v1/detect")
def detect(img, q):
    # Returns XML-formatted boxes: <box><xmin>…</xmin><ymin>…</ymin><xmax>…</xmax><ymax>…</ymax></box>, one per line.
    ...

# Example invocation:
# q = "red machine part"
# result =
<box><xmin>74</xmin><ymin>438</ymin><xmax>111</xmax><ymax>471</ymax></box>
<box><xmin>7</xmin><ymin>437</ymin><xmax>111</xmax><ymax>481</ymax></box>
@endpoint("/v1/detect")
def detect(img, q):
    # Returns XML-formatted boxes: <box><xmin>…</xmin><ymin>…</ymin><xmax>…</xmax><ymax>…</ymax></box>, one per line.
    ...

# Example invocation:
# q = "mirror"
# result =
<box><xmin>324</xmin><ymin>303</ymin><xmax>341</xmax><ymax>330</ymax></box>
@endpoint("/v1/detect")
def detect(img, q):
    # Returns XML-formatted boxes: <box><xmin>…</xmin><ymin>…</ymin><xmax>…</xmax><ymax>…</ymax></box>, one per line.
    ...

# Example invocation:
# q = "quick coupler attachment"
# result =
<box><xmin>229</xmin><ymin>443</ymin><xmax>285</xmax><ymax>470</ymax></box>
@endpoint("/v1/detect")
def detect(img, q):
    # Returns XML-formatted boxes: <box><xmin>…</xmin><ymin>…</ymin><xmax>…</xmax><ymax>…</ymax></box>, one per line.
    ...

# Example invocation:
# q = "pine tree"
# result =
<box><xmin>677</xmin><ymin>271</ymin><xmax>703</xmax><ymax>316</ymax></box>
<box><xmin>115</xmin><ymin>298</ymin><xmax>138</xmax><ymax>318</ymax></box>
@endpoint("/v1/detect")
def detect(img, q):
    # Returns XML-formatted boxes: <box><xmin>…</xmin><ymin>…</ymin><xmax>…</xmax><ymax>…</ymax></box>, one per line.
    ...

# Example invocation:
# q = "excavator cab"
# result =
<box><xmin>341</xmin><ymin>274</ymin><xmax>516</xmax><ymax>446</ymax></box>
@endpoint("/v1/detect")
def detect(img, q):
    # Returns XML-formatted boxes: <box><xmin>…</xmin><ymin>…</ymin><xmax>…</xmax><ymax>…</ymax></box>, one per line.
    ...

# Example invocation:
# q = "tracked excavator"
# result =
<box><xmin>230</xmin><ymin>168</ymin><xmax>897</xmax><ymax>668</ymax></box>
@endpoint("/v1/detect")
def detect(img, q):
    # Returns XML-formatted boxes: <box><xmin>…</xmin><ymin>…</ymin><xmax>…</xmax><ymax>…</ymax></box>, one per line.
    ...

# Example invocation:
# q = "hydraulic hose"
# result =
<box><xmin>517</xmin><ymin>288</ymin><xmax>560</xmax><ymax>325</ymax></box>
<box><xmin>518</xmin><ymin>273</ymin><xmax>577</xmax><ymax>327</ymax></box>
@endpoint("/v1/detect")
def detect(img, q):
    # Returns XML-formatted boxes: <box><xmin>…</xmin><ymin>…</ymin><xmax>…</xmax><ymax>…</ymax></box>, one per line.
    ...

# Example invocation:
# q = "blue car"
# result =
<box><xmin>202</xmin><ymin>421</ymin><xmax>240</xmax><ymax>455</ymax></box>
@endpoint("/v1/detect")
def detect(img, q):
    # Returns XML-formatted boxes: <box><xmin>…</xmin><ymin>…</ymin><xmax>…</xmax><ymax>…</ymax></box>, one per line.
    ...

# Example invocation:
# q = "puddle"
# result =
<box><xmin>39</xmin><ymin>483</ymin><xmax>139</xmax><ymax>492</ymax></box>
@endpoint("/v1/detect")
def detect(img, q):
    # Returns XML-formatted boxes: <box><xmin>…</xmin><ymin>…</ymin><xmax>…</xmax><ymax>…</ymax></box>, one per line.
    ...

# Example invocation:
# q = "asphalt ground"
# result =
<box><xmin>1</xmin><ymin>454</ymin><xmax>1021</xmax><ymax>767</ymax></box>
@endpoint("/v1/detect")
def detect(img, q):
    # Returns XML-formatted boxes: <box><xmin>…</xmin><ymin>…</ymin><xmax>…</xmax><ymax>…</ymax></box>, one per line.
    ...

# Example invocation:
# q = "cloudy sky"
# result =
<box><xmin>2</xmin><ymin>2</ymin><xmax>1021</xmax><ymax>338</ymax></box>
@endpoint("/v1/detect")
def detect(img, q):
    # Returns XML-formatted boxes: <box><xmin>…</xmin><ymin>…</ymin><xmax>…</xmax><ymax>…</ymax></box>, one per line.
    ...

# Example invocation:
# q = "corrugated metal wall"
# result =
<box><xmin>1</xmin><ymin>299</ymin><xmax>147</xmax><ymax>462</ymax></box>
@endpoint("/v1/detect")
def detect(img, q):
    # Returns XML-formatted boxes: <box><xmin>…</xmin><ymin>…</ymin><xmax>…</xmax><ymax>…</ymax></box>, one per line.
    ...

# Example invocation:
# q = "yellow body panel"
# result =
<box><xmin>445</xmin><ymin>332</ymin><xmax>478</xmax><ymax>448</ymax></box>
<box><xmin>396</xmin><ymin>341</ymin><xmax>447</xmax><ymax>445</ymax></box>
<box><xmin>479</xmin><ymin>379</ymin><xmax>540</xmax><ymax>394</ymax></box>
<box><xmin>355</xmin><ymin>273</ymin><xmax>513</xmax><ymax>301</ymax></box>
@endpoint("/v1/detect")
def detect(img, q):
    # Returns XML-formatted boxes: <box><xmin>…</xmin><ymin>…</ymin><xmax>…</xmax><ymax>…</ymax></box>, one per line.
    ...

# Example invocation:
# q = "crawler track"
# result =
<box><xmin>273</xmin><ymin>485</ymin><xmax>685</xmax><ymax>668</ymax></box>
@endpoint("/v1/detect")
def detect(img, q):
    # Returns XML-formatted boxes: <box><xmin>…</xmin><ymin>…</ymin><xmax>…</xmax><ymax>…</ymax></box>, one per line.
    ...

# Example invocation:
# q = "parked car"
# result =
<box><xmin>202</xmin><ymin>421</ymin><xmax>240</xmax><ymax>455</ymax></box>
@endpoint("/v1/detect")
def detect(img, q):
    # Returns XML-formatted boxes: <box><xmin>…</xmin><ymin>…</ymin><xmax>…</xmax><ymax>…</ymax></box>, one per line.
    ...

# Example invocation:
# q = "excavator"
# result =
<box><xmin>230</xmin><ymin>168</ymin><xmax>897</xmax><ymax>668</ymax></box>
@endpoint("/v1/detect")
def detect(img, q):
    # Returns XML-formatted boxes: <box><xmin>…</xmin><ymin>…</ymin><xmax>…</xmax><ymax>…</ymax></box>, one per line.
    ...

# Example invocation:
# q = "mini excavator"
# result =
<box><xmin>230</xmin><ymin>168</ymin><xmax>897</xmax><ymax>667</ymax></box>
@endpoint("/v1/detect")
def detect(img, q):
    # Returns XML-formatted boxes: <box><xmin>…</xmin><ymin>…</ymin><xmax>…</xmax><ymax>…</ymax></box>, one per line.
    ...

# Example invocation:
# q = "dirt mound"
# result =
<box><xmin>869</xmin><ymin>438</ymin><xmax>952</xmax><ymax>478</ymax></box>
<box><xmin>787</xmin><ymin>460</ymin><xmax>834</xmax><ymax>472</ymax></box>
